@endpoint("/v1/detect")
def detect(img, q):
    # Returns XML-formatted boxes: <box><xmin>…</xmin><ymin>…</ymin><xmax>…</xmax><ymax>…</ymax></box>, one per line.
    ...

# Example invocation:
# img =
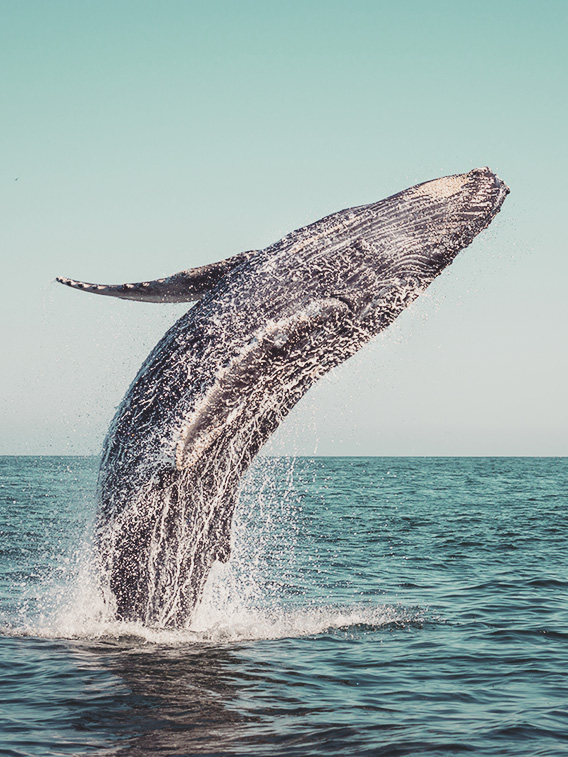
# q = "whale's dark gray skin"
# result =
<box><xmin>58</xmin><ymin>167</ymin><xmax>508</xmax><ymax>627</ymax></box>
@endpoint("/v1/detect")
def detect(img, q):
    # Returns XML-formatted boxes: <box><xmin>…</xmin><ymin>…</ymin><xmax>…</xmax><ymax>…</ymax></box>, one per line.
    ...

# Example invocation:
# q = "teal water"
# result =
<box><xmin>0</xmin><ymin>456</ymin><xmax>567</xmax><ymax>756</ymax></box>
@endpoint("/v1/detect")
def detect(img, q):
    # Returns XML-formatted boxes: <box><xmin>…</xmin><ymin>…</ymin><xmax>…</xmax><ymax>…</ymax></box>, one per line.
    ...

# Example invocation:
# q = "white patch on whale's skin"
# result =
<box><xmin>413</xmin><ymin>174</ymin><xmax>469</xmax><ymax>200</ymax></box>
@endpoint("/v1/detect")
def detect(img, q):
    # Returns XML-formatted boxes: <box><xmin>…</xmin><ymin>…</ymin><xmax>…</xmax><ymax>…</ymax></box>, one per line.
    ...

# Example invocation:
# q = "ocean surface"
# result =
<box><xmin>0</xmin><ymin>456</ymin><xmax>567</xmax><ymax>756</ymax></box>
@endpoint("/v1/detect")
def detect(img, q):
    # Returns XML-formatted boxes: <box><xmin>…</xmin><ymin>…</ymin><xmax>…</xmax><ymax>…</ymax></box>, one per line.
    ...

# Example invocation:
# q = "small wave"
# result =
<box><xmin>0</xmin><ymin>524</ymin><xmax>429</xmax><ymax>646</ymax></box>
<box><xmin>2</xmin><ymin>602</ymin><xmax>426</xmax><ymax>646</ymax></box>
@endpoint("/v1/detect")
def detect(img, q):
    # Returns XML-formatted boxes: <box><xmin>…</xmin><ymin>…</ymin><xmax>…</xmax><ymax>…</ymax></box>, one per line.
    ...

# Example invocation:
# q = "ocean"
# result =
<box><xmin>0</xmin><ymin>456</ymin><xmax>566</xmax><ymax>756</ymax></box>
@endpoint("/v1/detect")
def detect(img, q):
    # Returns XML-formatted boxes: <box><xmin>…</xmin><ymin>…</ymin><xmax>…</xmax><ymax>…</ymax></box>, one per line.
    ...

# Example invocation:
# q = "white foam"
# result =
<box><xmin>5</xmin><ymin>599</ymin><xmax>422</xmax><ymax>646</ymax></box>
<box><xmin>2</xmin><ymin>533</ymin><xmax>424</xmax><ymax>645</ymax></box>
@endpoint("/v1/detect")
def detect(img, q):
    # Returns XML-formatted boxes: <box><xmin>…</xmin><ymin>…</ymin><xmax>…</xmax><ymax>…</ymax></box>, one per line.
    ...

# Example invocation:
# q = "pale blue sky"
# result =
<box><xmin>1</xmin><ymin>0</ymin><xmax>566</xmax><ymax>455</ymax></box>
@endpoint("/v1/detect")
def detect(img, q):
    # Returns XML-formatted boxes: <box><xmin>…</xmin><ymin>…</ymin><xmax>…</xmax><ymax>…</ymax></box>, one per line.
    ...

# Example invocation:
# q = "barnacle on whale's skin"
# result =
<box><xmin>58</xmin><ymin>168</ymin><xmax>509</xmax><ymax>627</ymax></box>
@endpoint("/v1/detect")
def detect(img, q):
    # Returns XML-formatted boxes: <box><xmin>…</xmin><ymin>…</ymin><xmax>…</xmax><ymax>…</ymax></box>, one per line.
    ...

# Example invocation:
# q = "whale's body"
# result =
<box><xmin>58</xmin><ymin>168</ymin><xmax>508</xmax><ymax>626</ymax></box>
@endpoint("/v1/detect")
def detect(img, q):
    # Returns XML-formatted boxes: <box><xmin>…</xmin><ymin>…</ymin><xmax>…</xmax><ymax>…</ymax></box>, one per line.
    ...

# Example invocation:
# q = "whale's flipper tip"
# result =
<box><xmin>56</xmin><ymin>276</ymin><xmax>96</xmax><ymax>291</ymax></box>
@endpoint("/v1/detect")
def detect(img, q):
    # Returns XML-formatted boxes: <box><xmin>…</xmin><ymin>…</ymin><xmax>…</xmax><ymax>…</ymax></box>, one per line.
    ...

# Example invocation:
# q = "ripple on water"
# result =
<box><xmin>0</xmin><ymin>456</ymin><xmax>567</xmax><ymax>756</ymax></box>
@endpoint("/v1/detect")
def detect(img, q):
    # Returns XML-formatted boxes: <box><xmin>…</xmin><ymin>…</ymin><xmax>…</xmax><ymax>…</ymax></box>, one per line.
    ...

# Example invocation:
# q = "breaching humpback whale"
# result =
<box><xmin>58</xmin><ymin>167</ymin><xmax>508</xmax><ymax>627</ymax></box>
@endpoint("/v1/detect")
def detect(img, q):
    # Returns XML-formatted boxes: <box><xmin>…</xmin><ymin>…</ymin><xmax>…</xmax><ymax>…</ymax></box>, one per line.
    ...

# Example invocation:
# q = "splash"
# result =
<box><xmin>2</xmin><ymin>457</ymin><xmax>426</xmax><ymax>644</ymax></box>
<box><xmin>9</xmin><ymin>599</ymin><xmax>425</xmax><ymax>646</ymax></box>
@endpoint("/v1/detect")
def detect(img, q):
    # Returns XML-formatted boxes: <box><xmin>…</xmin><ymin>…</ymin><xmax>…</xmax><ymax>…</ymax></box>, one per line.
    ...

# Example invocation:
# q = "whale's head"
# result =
<box><xmin>389</xmin><ymin>167</ymin><xmax>509</xmax><ymax>278</ymax></box>
<box><xmin>352</xmin><ymin>166</ymin><xmax>509</xmax><ymax>332</ymax></box>
<box><xmin>246</xmin><ymin>167</ymin><xmax>509</xmax><ymax>340</ymax></box>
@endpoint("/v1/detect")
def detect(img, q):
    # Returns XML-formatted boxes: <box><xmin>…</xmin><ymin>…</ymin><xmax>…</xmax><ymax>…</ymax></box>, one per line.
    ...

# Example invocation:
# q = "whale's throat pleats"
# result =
<box><xmin>175</xmin><ymin>297</ymin><xmax>352</xmax><ymax>470</ymax></box>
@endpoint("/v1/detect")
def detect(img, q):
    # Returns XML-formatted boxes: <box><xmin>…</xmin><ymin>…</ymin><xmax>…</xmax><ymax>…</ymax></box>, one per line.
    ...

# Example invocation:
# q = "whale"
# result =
<box><xmin>58</xmin><ymin>167</ymin><xmax>509</xmax><ymax>627</ymax></box>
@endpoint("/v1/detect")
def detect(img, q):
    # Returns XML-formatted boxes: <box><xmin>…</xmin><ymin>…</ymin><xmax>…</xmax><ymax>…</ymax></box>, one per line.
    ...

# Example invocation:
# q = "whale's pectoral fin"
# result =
<box><xmin>56</xmin><ymin>249</ymin><xmax>259</xmax><ymax>303</ymax></box>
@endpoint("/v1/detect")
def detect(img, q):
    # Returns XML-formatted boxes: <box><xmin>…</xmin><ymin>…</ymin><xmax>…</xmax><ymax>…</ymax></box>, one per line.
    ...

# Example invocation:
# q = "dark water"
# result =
<box><xmin>0</xmin><ymin>456</ymin><xmax>567</xmax><ymax>756</ymax></box>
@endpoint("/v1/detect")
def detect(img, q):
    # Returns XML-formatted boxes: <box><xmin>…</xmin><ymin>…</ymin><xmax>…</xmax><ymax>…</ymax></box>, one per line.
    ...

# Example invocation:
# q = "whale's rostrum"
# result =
<box><xmin>58</xmin><ymin>167</ymin><xmax>509</xmax><ymax>627</ymax></box>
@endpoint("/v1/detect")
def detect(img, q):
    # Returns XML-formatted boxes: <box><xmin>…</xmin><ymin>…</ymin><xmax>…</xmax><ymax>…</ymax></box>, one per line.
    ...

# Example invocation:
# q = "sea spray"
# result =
<box><xmin>3</xmin><ymin>456</ymin><xmax>424</xmax><ymax>644</ymax></box>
